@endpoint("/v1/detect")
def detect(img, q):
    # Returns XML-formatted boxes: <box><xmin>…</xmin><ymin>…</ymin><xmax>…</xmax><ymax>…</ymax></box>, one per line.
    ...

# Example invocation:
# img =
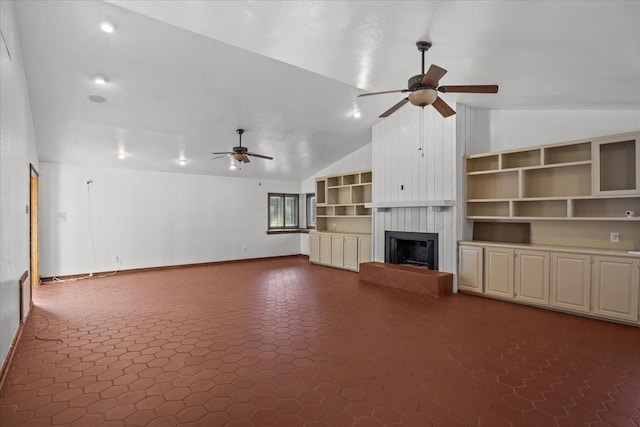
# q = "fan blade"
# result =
<box><xmin>380</xmin><ymin>98</ymin><xmax>409</xmax><ymax>118</ymax></box>
<box><xmin>246</xmin><ymin>152</ymin><xmax>274</xmax><ymax>160</ymax></box>
<box><xmin>438</xmin><ymin>85</ymin><xmax>498</xmax><ymax>93</ymax></box>
<box><xmin>358</xmin><ymin>89</ymin><xmax>408</xmax><ymax>97</ymax></box>
<box><xmin>211</xmin><ymin>151</ymin><xmax>234</xmax><ymax>155</ymax></box>
<box><xmin>421</xmin><ymin>64</ymin><xmax>447</xmax><ymax>86</ymax></box>
<box><xmin>431</xmin><ymin>96</ymin><xmax>456</xmax><ymax>117</ymax></box>
<box><xmin>211</xmin><ymin>154</ymin><xmax>231</xmax><ymax>160</ymax></box>
<box><xmin>243</xmin><ymin>157</ymin><xmax>251</xmax><ymax>163</ymax></box>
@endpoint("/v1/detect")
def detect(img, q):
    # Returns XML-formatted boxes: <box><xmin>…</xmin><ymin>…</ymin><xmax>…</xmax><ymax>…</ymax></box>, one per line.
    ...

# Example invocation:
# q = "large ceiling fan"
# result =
<box><xmin>358</xmin><ymin>41</ymin><xmax>498</xmax><ymax>118</ymax></box>
<box><xmin>212</xmin><ymin>129</ymin><xmax>273</xmax><ymax>163</ymax></box>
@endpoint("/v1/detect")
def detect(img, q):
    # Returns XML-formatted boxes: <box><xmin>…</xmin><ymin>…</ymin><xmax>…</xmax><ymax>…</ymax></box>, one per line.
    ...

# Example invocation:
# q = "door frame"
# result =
<box><xmin>29</xmin><ymin>163</ymin><xmax>39</xmax><ymax>290</ymax></box>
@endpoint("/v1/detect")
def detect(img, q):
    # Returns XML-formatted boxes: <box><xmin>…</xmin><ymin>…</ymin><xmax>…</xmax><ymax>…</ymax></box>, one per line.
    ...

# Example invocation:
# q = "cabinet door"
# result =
<box><xmin>484</xmin><ymin>247</ymin><xmax>514</xmax><ymax>299</ymax></box>
<box><xmin>331</xmin><ymin>235</ymin><xmax>344</xmax><ymax>268</ymax></box>
<box><xmin>319</xmin><ymin>234</ymin><xmax>332</xmax><ymax>265</ymax></box>
<box><xmin>551</xmin><ymin>253</ymin><xmax>591</xmax><ymax>313</ymax></box>
<box><xmin>458</xmin><ymin>245</ymin><xmax>483</xmax><ymax>293</ymax></box>
<box><xmin>343</xmin><ymin>236</ymin><xmax>359</xmax><ymax>271</ymax></box>
<box><xmin>309</xmin><ymin>232</ymin><xmax>320</xmax><ymax>263</ymax></box>
<box><xmin>592</xmin><ymin>256</ymin><xmax>639</xmax><ymax>322</ymax></box>
<box><xmin>515</xmin><ymin>249</ymin><xmax>550</xmax><ymax>305</ymax></box>
<box><xmin>358</xmin><ymin>237</ymin><xmax>372</xmax><ymax>265</ymax></box>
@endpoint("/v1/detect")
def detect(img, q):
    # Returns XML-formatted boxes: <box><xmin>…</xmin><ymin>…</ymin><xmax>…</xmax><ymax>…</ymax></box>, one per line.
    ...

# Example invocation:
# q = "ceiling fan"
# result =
<box><xmin>358</xmin><ymin>41</ymin><xmax>498</xmax><ymax>118</ymax></box>
<box><xmin>212</xmin><ymin>129</ymin><xmax>273</xmax><ymax>163</ymax></box>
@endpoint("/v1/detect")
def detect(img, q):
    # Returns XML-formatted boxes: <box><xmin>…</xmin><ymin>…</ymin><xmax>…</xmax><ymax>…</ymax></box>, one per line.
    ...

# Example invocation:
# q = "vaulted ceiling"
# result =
<box><xmin>14</xmin><ymin>1</ymin><xmax>640</xmax><ymax>181</ymax></box>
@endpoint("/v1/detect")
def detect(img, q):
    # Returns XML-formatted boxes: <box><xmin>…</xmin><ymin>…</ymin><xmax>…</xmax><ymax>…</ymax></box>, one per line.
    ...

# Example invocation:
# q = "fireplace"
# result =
<box><xmin>385</xmin><ymin>231</ymin><xmax>439</xmax><ymax>270</ymax></box>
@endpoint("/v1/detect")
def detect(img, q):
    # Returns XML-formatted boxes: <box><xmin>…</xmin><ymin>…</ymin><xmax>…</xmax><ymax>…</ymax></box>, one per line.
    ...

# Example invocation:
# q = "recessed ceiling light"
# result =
<box><xmin>353</xmin><ymin>111</ymin><xmax>362</xmax><ymax>119</ymax></box>
<box><xmin>117</xmin><ymin>151</ymin><xmax>126</xmax><ymax>160</ymax></box>
<box><xmin>88</xmin><ymin>95</ymin><xmax>106</xmax><ymax>103</ymax></box>
<box><xmin>100</xmin><ymin>22</ymin><xmax>116</xmax><ymax>33</ymax></box>
<box><xmin>91</xmin><ymin>74</ymin><xmax>108</xmax><ymax>85</ymax></box>
<box><xmin>178</xmin><ymin>158</ymin><xmax>187</xmax><ymax>166</ymax></box>
<box><xmin>229</xmin><ymin>164</ymin><xmax>237</xmax><ymax>170</ymax></box>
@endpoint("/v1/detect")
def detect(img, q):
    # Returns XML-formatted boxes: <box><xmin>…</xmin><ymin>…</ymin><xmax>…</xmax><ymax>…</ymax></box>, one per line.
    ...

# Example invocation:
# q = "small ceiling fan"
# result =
<box><xmin>358</xmin><ymin>41</ymin><xmax>498</xmax><ymax>118</ymax></box>
<box><xmin>212</xmin><ymin>129</ymin><xmax>273</xmax><ymax>163</ymax></box>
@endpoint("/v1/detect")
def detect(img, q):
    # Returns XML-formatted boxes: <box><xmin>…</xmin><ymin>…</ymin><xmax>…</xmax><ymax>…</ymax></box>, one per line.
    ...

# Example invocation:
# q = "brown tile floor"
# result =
<box><xmin>1</xmin><ymin>256</ymin><xmax>639</xmax><ymax>427</ymax></box>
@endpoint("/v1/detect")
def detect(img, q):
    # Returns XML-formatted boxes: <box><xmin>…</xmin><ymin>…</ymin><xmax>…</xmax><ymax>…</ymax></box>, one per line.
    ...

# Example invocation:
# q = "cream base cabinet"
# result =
<box><xmin>592</xmin><ymin>256</ymin><xmax>640</xmax><ymax>322</ymax></box>
<box><xmin>319</xmin><ymin>234</ymin><xmax>332</xmax><ymax>265</ymax></box>
<box><xmin>515</xmin><ymin>249</ymin><xmax>550</xmax><ymax>305</ymax></box>
<box><xmin>458</xmin><ymin>245</ymin><xmax>483</xmax><ymax>293</ymax></box>
<box><xmin>309</xmin><ymin>232</ymin><xmax>320</xmax><ymax>263</ymax></box>
<box><xmin>551</xmin><ymin>253</ymin><xmax>591</xmax><ymax>313</ymax></box>
<box><xmin>331</xmin><ymin>235</ymin><xmax>345</xmax><ymax>268</ymax></box>
<box><xmin>311</xmin><ymin>232</ymin><xmax>370</xmax><ymax>271</ymax></box>
<box><xmin>485</xmin><ymin>247</ymin><xmax>514</xmax><ymax>299</ymax></box>
<box><xmin>343</xmin><ymin>236</ymin><xmax>359</xmax><ymax>271</ymax></box>
<box><xmin>358</xmin><ymin>236</ymin><xmax>372</xmax><ymax>265</ymax></box>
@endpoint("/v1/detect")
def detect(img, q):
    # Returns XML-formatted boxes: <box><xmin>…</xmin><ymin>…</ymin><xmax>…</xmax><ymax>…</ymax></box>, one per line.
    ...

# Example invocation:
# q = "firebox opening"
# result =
<box><xmin>385</xmin><ymin>231</ymin><xmax>439</xmax><ymax>270</ymax></box>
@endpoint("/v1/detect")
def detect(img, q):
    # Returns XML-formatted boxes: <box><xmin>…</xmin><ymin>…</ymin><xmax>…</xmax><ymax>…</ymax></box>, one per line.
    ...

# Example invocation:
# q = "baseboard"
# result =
<box><xmin>0</xmin><ymin>312</ymin><xmax>28</xmax><ymax>393</ymax></box>
<box><xmin>41</xmin><ymin>254</ymin><xmax>308</xmax><ymax>283</ymax></box>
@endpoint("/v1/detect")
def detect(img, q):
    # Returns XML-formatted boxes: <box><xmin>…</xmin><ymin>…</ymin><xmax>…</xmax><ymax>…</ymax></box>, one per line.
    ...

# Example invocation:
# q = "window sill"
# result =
<box><xmin>267</xmin><ymin>229</ymin><xmax>309</xmax><ymax>235</ymax></box>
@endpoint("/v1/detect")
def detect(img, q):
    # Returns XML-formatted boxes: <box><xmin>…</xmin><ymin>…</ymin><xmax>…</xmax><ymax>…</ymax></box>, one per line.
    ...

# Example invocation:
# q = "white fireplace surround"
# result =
<box><xmin>370</xmin><ymin>104</ymin><xmax>467</xmax><ymax>290</ymax></box>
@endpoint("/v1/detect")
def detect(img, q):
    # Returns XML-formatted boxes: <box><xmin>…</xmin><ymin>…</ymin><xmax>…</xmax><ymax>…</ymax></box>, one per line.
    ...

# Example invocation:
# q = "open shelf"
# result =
<box><xmin>513</xmin><ymin>200</ymin><xmax>567</xmax><ymax>218</ymax></box>
<box><xmin>572</xmin><ymin>196</ymin><xmax>640</xmax><ymax>219</ymax></box>
<box><xmin>467</xmin><ymin>201</ymin><xmax>510</xmax><ymax>217</ymax></box>
<box><xmin>544</xmin><ymin>142</ymin><xmax>591</xmax><ymax>164</ymax></box>
<box><xmin>502</xmin><ymin>149</ymin><xmax>541</xmax><ymax>169</ymax></box>
<box><xmin>335</xmin><ymin>206</ymin><xmax>355</xmax><ymax>216</ymax></box>
<box><xmin>523</xmin><ymin>164</ymin><xmax>591</xmax><ymax>197</ymax></box>
<box><xmin>352</xmin><ymin>184</ymin><xmax>372</xmax><ymax>204</ymax></box>
<box><xmin>466</xmin><ymin>171</ymin><xmax>518</xmax><ymax>199</ymax></box>
<box><xmin>597</xmin><ymin>139</ymin><xmax>637</xmax><ymax>193</ymax></box>
<box><xmin>327</xmin><ymin>176</ymin><xmax>342</xmax><ymax>187</ymax></box>
<box><xmin>316</xmin><ymin>180</ymin><xmax>326</xmax><ymax>205</ymax></box>
<box><xmin>467</xmin><ymin>154</ymin><xmax>499</xmax><ymax>173</ymax></box>
<box><xmin>327</xmin><ymin>187</ymin><xmax>351</xmax><ymax>205</ymax></box>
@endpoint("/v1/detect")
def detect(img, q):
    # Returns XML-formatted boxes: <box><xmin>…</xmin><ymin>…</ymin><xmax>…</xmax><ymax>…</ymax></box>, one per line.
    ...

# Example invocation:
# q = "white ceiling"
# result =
<box><xmin>14</xmin><ymin>1</ymin><xmax>640</xmax><ymax>181</ymax></box>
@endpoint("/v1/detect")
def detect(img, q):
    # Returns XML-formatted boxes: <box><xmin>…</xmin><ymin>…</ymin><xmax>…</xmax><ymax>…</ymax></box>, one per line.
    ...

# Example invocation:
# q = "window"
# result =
<box><xmin>268</xmin><ymin>193</ymin><xmax>299</xmax><ymax>230</ymax></box>
<box><xmin>306</xmin><ymin>193</ymin><xmax>316</xmax><ymax>229</ymax></box>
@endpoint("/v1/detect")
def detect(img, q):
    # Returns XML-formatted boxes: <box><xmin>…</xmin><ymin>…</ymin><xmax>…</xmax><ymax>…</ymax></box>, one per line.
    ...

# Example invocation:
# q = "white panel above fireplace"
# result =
<box><xmin>371</xmin><ymin>104</ymin><xmax>467</xmax><ymax>288</ymax></box>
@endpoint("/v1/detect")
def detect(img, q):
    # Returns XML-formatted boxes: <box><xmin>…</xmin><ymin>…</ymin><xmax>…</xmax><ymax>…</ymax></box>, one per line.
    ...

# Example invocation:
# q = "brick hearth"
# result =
<box><xmin>359</xmin><ymin>262</ymin><xmax>453</xmax><ymax>297</ymax></box>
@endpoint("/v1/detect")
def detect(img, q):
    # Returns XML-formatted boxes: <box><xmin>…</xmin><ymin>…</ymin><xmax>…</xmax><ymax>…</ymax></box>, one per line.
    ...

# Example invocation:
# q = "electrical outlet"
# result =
<box><xmin>242</xmin><ymin>246</ymin><xmax>247</xmax><ymax>254</ymax></box>
<box><xmin>114</xmin><ymin>256</ymin><xmax>120</xmax><ymax>263</ymax></box>
<box><xmin>610</xmin><ymin>232</ymin><xmax>620</xmax><ymax>243</ymax></box>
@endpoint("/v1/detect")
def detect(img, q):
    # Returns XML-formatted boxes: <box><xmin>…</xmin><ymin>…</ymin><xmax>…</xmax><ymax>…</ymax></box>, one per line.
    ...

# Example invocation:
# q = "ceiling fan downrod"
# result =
<box><xmin>236</xmin><ymin>128</ymin><xmax>244</xmax><ymax>147</ymax></box>
<box><xmin>416</xmin><ymin>41</ymin><xmax>432</xmax><ymax>76</ymax></box>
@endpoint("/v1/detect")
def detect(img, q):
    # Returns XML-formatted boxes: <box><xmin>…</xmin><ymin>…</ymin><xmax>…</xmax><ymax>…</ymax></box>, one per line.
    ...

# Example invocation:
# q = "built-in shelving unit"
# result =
<box><xmin>465</xmin><ymin>132</ymin><xmax>640</xmax><ymax>221</ymax></box>
<box><xmin>460</xmin><ymin>131</ymin><xmax>640</xmax><ymax>326</ymax></box>
<box><xmin>310</xmin><ymin>170</ymin><xmax>373</xmax><ymax>272</ymax></box>
<box><xmin>315</xmin><ymin>170</ymin><xmax>372</xmax><ymax>234</ymax></box>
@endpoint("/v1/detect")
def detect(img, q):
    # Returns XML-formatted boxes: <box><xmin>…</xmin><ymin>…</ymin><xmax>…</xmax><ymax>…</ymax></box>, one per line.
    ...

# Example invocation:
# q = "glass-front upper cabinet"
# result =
<box><xmin>592</xmin><ymin>133</ymin><xmax>640</xmax><ymax>195</ymax></box>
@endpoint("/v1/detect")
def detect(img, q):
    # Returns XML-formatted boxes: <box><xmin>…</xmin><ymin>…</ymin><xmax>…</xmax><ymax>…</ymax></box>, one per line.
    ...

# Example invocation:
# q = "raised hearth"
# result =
<box><xmin>359</xmin><ymin>262</ymin><xmax>453</xmax><ymax>298</ymax></box>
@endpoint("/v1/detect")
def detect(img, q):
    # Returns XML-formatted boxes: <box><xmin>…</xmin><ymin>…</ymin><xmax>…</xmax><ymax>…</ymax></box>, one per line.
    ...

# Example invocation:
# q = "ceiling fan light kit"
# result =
<box><xmin>408</xmin><ymin>88</ymin><xmax>438</xmax><ymax>107</ymax></box>
<box><xmin>358</xmin><ymin>41</ymin><xmax>499</xmax><ymax>118</ymax></box>
<box><xmin>211</xmin><ymin>128</ymin><xmax>274</xmax><ymax>165</ymax></box>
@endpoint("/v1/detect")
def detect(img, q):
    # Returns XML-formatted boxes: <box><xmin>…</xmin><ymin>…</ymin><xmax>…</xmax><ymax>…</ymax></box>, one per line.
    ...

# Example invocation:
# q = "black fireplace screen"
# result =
<box><xmin>385</xmin><ymin>231</ymin><xmax>438</xmax><ymax>270</ymax></box>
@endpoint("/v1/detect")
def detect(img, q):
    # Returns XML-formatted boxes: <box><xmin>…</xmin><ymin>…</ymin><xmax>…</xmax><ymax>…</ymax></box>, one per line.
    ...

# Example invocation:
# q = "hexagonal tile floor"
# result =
<box><xmin>1</xmin><ymin>256</ymin><xmax>639</xmax><ymax>426</ymax></box>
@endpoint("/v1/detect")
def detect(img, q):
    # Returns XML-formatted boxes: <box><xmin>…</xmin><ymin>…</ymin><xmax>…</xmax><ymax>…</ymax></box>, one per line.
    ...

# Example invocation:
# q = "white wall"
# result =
<box><xmin>39</xmin><ymin>163</ymin><xmax>302</xmax><ymax>277</ymax></box>
<box><xmin>300</xmin><ymin>143</ymin><xmax>372</xmax><ymax>193</ymax></box>
<box><xmin>469</xmin><ymin>109</ymin><xmax>640</xmax><ymax>154</ymax></box>
<box><xmin>0</xmin><ymin>0</ymin><xmax>39</xmax><ymax>365</ymax></box>
<box><xmin>299</xmin><ymin>143</ymin><xmax>372</xmax><ymax>254</ymax></box>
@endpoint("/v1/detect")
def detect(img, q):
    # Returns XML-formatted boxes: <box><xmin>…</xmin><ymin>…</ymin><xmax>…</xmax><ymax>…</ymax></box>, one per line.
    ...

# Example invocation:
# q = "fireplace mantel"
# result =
<box><xmin>365</xmin><ymin>200</ymin><xmax>454</xmax><ymax>209</ymax></box>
